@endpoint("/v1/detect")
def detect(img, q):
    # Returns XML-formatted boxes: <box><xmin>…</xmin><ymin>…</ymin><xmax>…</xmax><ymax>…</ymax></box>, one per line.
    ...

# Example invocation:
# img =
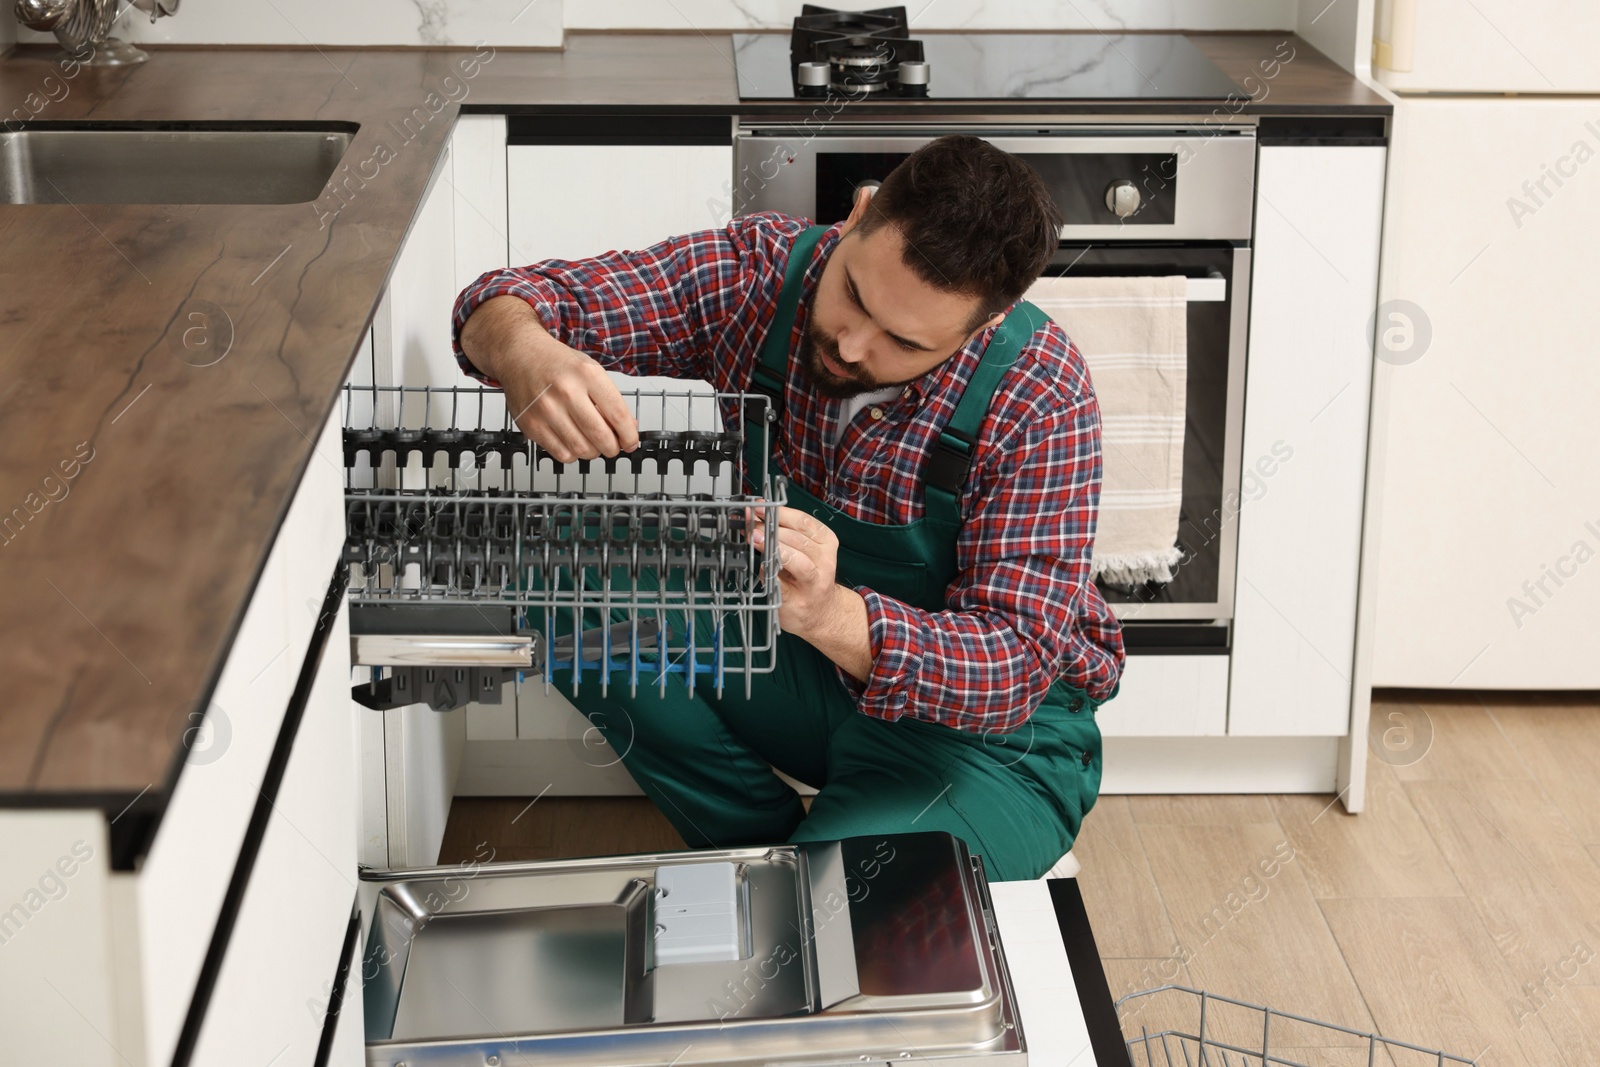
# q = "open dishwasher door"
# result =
<box><xmin>357</xmin><ymin>831</ymin><xmax>1026</xmax><ymax>1066</ymax></box>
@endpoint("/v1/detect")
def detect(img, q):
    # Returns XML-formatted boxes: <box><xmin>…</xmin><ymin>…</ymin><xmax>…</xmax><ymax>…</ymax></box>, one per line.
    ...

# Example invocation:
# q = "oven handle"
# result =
<box><xmin>1187</xmin><ymin>274</ymin><xmax>1225</xmax><ymax>302</ymax></box>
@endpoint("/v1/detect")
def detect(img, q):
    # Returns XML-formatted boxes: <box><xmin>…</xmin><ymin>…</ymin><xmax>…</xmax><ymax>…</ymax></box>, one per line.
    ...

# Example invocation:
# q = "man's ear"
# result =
<box><xmin>837</xmin><ymin>183</ymin><xmax>877</xmax><ymax>236</ymax></box>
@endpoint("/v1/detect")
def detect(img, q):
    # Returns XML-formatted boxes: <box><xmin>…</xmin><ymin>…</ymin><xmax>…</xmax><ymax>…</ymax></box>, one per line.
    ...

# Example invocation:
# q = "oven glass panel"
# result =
<box><xmin>1044</xmin><ymin>244</ymin><xmax>1235</xmax><ymax>615</ymax></box>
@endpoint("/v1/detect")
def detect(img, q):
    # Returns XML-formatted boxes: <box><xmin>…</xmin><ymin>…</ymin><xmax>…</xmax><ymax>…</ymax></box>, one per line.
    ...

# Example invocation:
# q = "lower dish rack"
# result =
<box><xmin>1117</xmin><ymin>986</ymin><xmax>1479</xmax><ymax>1066</ymax></box>
<box><xmin>341</xmin><ymin>383</ymin><xmax>786</xmax><ymax>707</ymax></box>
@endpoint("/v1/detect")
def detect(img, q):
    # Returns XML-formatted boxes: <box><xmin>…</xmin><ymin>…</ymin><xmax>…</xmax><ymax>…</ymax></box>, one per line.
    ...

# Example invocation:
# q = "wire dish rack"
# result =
<box><xmin>1117</xmin><ymin>986</ymin><xmax>1478</xmax><ymax>1066</ymax></box>
<box><xmin>341</xmin><ymin>383</ymin><xmax>785</xmax><ymax>699</ymax></box>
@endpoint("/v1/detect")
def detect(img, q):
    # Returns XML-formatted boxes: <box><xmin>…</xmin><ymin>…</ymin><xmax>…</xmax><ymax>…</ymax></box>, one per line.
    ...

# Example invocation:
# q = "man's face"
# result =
<box><xmin>799</xmin><ymin>195</ymin><xmax>1001</xmax><ymax>400</ymax></box>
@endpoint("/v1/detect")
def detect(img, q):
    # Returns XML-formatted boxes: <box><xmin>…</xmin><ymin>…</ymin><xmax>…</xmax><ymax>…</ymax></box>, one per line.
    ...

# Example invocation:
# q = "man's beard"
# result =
<box><xmin>796</xmin><ymin>317</ymin><xmax>919</xmax><ymax>400</ymax></box>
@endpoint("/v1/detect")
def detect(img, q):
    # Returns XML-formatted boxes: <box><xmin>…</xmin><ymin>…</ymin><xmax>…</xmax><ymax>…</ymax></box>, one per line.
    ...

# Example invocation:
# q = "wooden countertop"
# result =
<box><xmin>0</xmin><ymin>33</ymin><xmax>1386</xmax><ymax>814</ymax></box>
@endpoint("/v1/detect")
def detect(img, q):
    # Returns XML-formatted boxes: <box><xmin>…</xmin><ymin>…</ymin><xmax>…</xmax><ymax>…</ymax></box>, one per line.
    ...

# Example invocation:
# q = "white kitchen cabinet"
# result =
<box><xmin>0</xmin><ymin>810</ymin><xmax>119</xmax><ymax>1065</ymax></box>
<box><xmin>374</xmin><ymin>143</ymin><xmax>466</xmax><ymax>391</ymax></box>
<box><xmin>506</xmin><ymin>119</ymin><xmax>734</xmax><ymax>262</ymax></box>
<box><xmin>0</xmin><ymin>394</ymin><xmax>353</xmax><ymax>1065</ymax></box>
<box><xmin>1369</xmin><ymin>98</ymin><xmax>1600</xmax><ymax>689</ymax></box>
<box><xmin>442</xmin><ymin>117</ymin><xmax>735</xmax><ymax>801</ymax></box>
<box><xmin>359</xmin><ymin>122</ymin><xmax>479</xmax><ymax>865</ymax></box>
<box><xmin>190</xmin><ymin>591</ymin><xmax>359</xmax><ymax>1066</ymax></box>
<box><xmin>135</xmin><ymin>402</ymin><xmax>349</xmax><ymax>1067</ymax></box>
<box><xmin>4</xmin><ymin>128</ymin><xmax>473</xmax><ymax>1049</ymax></box>
<box><xmin>357</xmin><ymin>114</ymin><xmax>743</xmax><ymax>835</ymax></box>
<box><xmin>368</xmin><ymin>112</ymin><xmax>512</xmax><ymax>391</ymax></box>
<box><xmin>1373</xmin><ymin>0</ymin><xmax>1600</xmax><ymax>93</ymax></box>
<box><xmin>1227</xmin><ymin>142</ymin><xmax>1386</xmax><ymax>739</ymax></box>
<box><xmin>450</xmin><ymin>114</ymin><xmax>511</xmax><ymax>294</ymax></box>
<box><xmin>1097</xmin><ymin>655</ymin><xmax>1229</xmax><ymax>738</ymax></box>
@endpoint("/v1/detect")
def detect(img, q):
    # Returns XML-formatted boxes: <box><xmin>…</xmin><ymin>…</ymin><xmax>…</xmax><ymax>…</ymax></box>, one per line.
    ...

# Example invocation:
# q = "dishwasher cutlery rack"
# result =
<box><xmin>1118</xmin><ymin>986</ymin><xmax>1478</xmax><ymax>1066</ymax></box>
<box><xmin>341</xmin><ymin>384</ymin><xmax>785</xmax><ymax>704</ymax></box>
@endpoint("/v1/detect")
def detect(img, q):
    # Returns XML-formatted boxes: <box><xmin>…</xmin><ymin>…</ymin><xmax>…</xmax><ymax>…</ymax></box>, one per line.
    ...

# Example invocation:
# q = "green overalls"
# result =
<box><xmin>565</xmin><ymin>225</ymin><xmax>1107</xmax><ymax>881</ymax></box>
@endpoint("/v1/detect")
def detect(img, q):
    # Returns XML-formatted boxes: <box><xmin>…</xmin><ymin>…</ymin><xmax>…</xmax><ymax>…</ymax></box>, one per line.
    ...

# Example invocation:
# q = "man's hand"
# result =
<box><xmin>751</xmin><ymin>507</ymin><xmax>873</xmax><ymax>682</ymax></box>
<box><xmin>498</xmin><ymin>340</ymin><xmax>639</xmax><ymax>462</ymax></box>
<box><xmin>459</xmin><ymin>294</ymin><xmax>639</xmax><ymax>462</ymax></box>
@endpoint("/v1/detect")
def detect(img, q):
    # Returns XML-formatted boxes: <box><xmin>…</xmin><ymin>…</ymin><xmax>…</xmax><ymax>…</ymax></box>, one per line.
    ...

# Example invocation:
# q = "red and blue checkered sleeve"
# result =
<box><xmin>841</xmin><ymin>339</ymin><xmax>1125</xmax><ymax>734</ymax></box>
<box><xmin>450</xmin><ymin>214</ymin><xmax>799</xmax><ymax>389</ymax></box>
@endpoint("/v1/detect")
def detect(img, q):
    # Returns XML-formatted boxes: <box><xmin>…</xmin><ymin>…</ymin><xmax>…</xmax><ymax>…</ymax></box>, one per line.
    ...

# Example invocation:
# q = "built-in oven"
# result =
<box><xmin>733</xmin><ymin>122</ymin><xmax>1256</xmax><ymax>647</ymax></box>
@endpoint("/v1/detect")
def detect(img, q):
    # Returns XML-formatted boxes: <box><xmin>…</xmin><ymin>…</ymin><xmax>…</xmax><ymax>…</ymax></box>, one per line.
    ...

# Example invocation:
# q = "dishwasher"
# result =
<box><xmin>338</xmin><ymin>383</ymin><xmax>1033</xmax><ymax>1065</ymax></box>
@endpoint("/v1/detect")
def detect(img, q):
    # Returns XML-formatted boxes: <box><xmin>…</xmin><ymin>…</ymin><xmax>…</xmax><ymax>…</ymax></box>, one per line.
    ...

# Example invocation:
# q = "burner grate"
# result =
<box><xmin>790</xmin><ymin>3</ymin><xmax>926</xmax><ymax>95</ymax></box>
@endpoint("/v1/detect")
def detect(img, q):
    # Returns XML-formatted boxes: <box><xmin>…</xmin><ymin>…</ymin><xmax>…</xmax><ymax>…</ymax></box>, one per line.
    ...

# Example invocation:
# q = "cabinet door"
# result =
<box><xmin>502</xmin><ymin>116</ymin><xmax>731</xmax><ymax>404</ymax></box>
<box><xmin>496</xmin><ymin>123</ymin><xmax>734</xmax><ymax>789</ymax></box>
<box><xmin>1227</xmin><ymin>143</ymin><xmax>1385</xmax><ymax>736</ymax></box>
<box><xmin>370</xmin><ymin>115</ymin><xmax>509</xmax><ymax>392</ymax></box>
<box><xmin>1375</xmin><ymin>0</ymin><xmax>1600</xmax><ymax>93</ymax></box>
<box><xmin>190</xmin><ymin>587</ymin><xmax>356</xmax><ymax>1066</ymax></box>
<box><xmin>357</xmin><ymin>118</ymin><xmax>499</xmax><ymax>865</ymax></box>
<box><xmin>1097</xmin><ymin>655</ymin><xmax>1229</xmax><ymax>738</ymax></box>
<box><xmin>507</xmin><ymin>139</ymin><xmax>733</xmax><ymax>262</ymax></box>
<box><xmin>452</xmin><ymin>115</ymin><xmax>509</xmax><ymax>295</ymax></box>
<box><xmin>135</xmin><ymin>403</ymin><xmax>346</xmax><ymax>1067</ymax></box>
<box><xmin>1371</xmin><ymin>99</ymin><xmax>1600</xmax><ymax>688</ymax></box>
<box><xmin>374</xmin><ymin>143</ymin><xmax>460</xmax><ymax>390</ymax></box>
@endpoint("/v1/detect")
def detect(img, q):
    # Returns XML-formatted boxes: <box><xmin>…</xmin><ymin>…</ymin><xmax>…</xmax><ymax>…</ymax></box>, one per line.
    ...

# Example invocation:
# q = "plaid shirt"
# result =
<box><xmin>451</xmin><ymin>212</ymin><xmax>1124</xmax><ymax>734</ymax></box>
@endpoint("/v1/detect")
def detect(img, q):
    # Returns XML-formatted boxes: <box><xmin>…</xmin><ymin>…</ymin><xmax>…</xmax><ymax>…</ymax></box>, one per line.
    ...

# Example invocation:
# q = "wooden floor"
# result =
<box><xmin>440</xmin><ymin>690</ymin><xmax>1600</xmax><ymax>1066</ymax></box>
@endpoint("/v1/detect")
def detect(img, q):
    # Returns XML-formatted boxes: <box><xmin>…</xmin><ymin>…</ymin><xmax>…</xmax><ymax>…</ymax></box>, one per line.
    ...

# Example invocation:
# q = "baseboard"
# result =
<box><xmin>456</xmin><ymin>735</ymin><xmax>1343</xmax><ymax>798</ymax></box>
<box><xmin>1100</xmin><ymin>735</ymin><xmax>1340</xmax><ymax>793</ymax></box>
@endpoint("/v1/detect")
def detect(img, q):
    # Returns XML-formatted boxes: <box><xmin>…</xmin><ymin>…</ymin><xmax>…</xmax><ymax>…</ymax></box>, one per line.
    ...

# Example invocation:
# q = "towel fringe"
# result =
<box><xmin>1091</xmin><ymin>546</ymin><xmax>1184</xmax><ymax>587</ymax></box>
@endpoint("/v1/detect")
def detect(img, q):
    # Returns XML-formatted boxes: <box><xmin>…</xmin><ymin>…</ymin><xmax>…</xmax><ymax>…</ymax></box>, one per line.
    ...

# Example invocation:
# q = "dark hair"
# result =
<box><xmin>854</xmin><ymin>134</ymin><xmax>1063</xmax><ymax>330</ymax></box>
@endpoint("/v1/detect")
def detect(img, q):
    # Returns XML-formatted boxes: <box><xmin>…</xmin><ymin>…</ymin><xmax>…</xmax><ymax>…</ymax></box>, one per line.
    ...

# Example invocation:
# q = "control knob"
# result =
<box><xmin>1104</xmin><ymin>179</ymin><xmax>1142</xmax><ymax>219</ymax></box>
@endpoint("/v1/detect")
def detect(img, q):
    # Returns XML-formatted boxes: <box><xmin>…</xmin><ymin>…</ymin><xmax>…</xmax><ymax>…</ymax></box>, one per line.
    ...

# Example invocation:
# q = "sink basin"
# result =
<box><xmin>0</xmin><ymin>121</ymin><xmax>358</xmax><ymax>205</ymax></box>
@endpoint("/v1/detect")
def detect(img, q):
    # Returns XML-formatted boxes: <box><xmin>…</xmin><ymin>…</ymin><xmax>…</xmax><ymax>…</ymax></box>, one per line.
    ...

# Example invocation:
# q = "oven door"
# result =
<box><xmin>1042</xmin><ymin>243</ymin><xmax>1250</xmax><ymax>627</ymax></box>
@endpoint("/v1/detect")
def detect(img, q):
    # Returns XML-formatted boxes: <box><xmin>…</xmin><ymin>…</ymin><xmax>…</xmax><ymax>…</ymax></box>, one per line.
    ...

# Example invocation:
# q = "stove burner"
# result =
<box><xmin>789</xmin><ymin>4</ymin><xmax>929</xmax><ymax>97</ymax></box>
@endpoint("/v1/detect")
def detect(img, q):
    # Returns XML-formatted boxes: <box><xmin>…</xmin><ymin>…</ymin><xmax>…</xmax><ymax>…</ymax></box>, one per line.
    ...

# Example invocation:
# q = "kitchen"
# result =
<box><xmin>0</xmin><ymin>1</ymin><xmax>1595</xmax><ymax>1065</ymax></box>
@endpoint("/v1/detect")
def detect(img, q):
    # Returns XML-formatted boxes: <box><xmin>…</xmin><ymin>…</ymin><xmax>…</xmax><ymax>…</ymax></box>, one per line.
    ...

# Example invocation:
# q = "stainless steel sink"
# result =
<box><xmin>0</xmin><ymin>122</ymin><xmax>358</xmax><ymax>205</ymax></box>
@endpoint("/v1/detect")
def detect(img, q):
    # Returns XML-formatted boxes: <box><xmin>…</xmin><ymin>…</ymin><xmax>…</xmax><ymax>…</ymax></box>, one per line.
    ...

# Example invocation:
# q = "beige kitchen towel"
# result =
<box><xmin>1024</xmin><ymin>275</ymin><xmax>1188</xmax><ymax>586</ymax></box>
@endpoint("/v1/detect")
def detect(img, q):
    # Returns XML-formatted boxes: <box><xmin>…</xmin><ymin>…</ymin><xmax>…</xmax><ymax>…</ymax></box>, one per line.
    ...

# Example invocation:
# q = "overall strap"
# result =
<box><xmin>923</xmin><ymin>300</ymin><xmax>1049</xmax><ymax>526</ymax></box>
<box><xmin>744</xmin><ymin>224</ymin><xmax>829</xmax><ymax>487</ymax></box>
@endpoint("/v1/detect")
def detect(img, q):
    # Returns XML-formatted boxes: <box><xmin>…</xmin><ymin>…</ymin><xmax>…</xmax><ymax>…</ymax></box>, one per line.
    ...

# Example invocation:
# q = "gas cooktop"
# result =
<box><xmin>733</xmin><ymin>4</ymin><xmax>1244</xmax><ymax>102</ymax></box>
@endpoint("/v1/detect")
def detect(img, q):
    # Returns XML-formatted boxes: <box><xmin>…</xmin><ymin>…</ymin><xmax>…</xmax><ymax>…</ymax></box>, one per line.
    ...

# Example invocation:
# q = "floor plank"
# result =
<box><xmin>439</xmin><ymin>796</ymin><xmax>684</xmax><ymax>864</ymax></box>
<box><xmin>1380</xmin><ymin>694</ymin><xmax>1535</xmax><ymax>784</ymax></box>
<box><xmin>1537</xmin><ymin>986</ymin><xmax>1600</xmax><ymax>1067</ymax></box>
<box><xmin>1526</xmin><ymin>989</ymin><xmax>1600</xmax><ymax>1067</ymax></box>
<box><xmin>1483</xmin><ymin>695</ymin><xmax>1600</xmax><ymax>846</ymax></box>
<box><xmin>1320</xmin><ymin>897</ymin><xmax>1568</xmax><ymax>1067</ymax></box>
<box><xmin>1073</xmin><ymin>796</ymin><xmax>1179</xmax><ymax>959</ymax></box>
<box><xmin>1271</xmin><ymin>762</ymin><xmax>1463</xmax><ymax>900</ymax></box>
<box><xmin>436</xmin><ymin>796</ymin><xmax>553</xmax><ymax>864</ymax></box>
<box><xmin>1127</xmin><ymin>794</ymin><xmax>1279</xmax><ymax>825</ymax></box>
<box><xmin>1136</xmin><ymin>820</ymin><xmax>1374</xmax><ymax>1046</ymax></box>
<box><xmin>1404</xmin><ymin>779</ymin><xmax>1600</xmax><ymax>989</ymax></box>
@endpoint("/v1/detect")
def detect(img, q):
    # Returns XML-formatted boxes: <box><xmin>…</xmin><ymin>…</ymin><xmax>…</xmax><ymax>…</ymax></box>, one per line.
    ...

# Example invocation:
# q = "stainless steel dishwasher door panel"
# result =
<box><xmin>359</xmin><ymin>834</ymin><xmax>1025</xmax><ymax>1067</ymax></box>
